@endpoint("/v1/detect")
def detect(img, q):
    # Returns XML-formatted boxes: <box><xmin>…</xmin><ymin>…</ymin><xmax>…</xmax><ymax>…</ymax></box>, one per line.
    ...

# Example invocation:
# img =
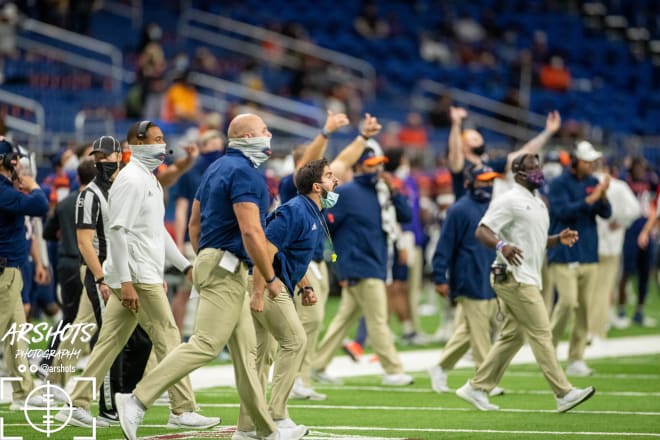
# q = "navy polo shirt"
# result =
<box><xmin>432</xmin><ymin>194</ymin><xmax>495</xmax><ymax>301</ymax></box>
<box><xmin>196</xmin><ymin>149</ymin><xmax>269</xmax><ymax>263</ymax></box>
<box><xmin>0</xmin><ymin>175</ymin><xmax>49</xmax><ymax>267</ymax></box>
<box><xmin>266</xmin><ymin>195</ymin><xmax>323</xmax><ymax>296</ymax></box>
<box><xmin>452</xmin><ymin>156</ymin><xmax>507</xmax><ymax>198</ymax></box>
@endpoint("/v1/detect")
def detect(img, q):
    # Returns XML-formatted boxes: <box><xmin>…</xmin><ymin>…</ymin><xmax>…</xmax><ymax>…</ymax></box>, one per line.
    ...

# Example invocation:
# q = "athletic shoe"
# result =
<box><xmin>276</xmin><ymin>424</ymin><xmax>308</xmax><ymax>440</ymax></box>
<box><xmin>489</xmin><ymin>386</ymin><xmax>505</xmax><ymax>397</ymax></box>
<box><xmin>54</xmin><ymin>407</ymin><xmax>110</xmax><ymax>428</ymax></box>
<box><xmin>116</xmin><ymin>393</ymin><xmax>144</xmax><ymax>440</ymax></box>
<box><xmin>276</xmin><ymin>418</ymin><xmax>308</xmax><ymax>434</ymax></box>
<box><xmin>342</xmin><ymin>340</ymin><xmax>363</xmax><ymax>362</ymax></box>
<box><xmin>289</xmin><ymin>378</ymin><xmax>327</xmax><ymax>401</ymax></box>
<box><xmin>167</xmin><ymin>411</ymin><xmax>221</xmax><ymax>429</ymax></box>
<box><xmin>382</xmin><ymin>373</ymin><xmax>414</xmax><ymax>386</ymax></box>
<box><xmin>10</xmin><ymin>394</ymin><xmax>46</xmax><ymax>411</ymax></box>
<box><xmin>232</xmin><ymin>430</ymin><xmax>258</xmax><ymax>439</ymax></box>
<box><xmin>633</xmin><ymin>311</ymin><xmax>657</xmax><ymax>328</ymax></box>
<box><xmin>428</xmin><ymin>365</ymin><xmax>449</xmax><ymax>393</ymax></box>
<box><xmin>311</xmin><ymin>369</ymin><xmax>342</xmax><ymax>385</ymax></box>
<box><xmin>401</xmin><ymin>332</ymin><xmax>430</xmax><ymax>346</ymax></box>
<box><xmin>98</xmin><ymin>410</ymin><xmax>120</xmax><ymax>425</ymax></box>
<box><xmin>566</xmin><ymin>360</ymin><xmax>594</xmax><ymax>377</ymax></box>
<box><xmin>456</xmin><ymin>381</ymin><xmax>500</xmax><ymax>411</ymax></box>
<box><xmin>556</xmin><ymin>386</ymin><xmax>595</xmax><ymax>413</ymax></box>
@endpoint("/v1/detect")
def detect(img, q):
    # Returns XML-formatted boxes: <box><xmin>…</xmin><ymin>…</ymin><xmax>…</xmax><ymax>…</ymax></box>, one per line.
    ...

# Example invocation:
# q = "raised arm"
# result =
<box><xmin>157</xmin><ymin>144</ymin><xmax>199</xmax><ymax>188</ymax></box>
<box><xmin>296</xmin><ymin>110</ymin><xmax>349</xmax><ymax>170</ymax></box>
<box><xmin>506</xmin><ymin>111</ymin><xmax>561</xmax><ymax>170</ymax></box>
<box><xmin>448</xmin><ymin>106</ymin><xmax>468</xmax><ymax>173</ymax></box>
<box><xmin>330</xmin><ymin>113</ymin><xmax>382</xmax><ymax>181</ymax></box>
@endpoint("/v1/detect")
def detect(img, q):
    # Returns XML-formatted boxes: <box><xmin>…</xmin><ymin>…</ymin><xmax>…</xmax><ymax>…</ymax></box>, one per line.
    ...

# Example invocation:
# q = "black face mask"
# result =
<box><xmin>472</xmin><ymin>144</ymin><xmax>486</xmax><ymax>156</ymax></box>
<box><xmin>96</xmin><ymin>162</ymin><xmax>119</xmax><ymax>182</ymax></box>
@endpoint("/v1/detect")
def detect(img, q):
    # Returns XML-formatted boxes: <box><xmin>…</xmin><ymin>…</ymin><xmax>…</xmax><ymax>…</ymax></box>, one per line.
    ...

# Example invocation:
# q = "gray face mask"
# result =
<box><xmin>228</xmin><ymin>137</ymin><xmax>272</xmax><ymax>168</ymax></box>
<box><xmin>129</xmin><ymin>143</ymin><xmax>167</xmax><ymax>171</ymax></box>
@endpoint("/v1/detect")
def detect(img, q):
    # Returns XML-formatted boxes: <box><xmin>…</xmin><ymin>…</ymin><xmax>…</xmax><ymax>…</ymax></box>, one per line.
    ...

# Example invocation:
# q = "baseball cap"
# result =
<box><xmin>90</xmin><ymin>136</ymin><xmax>122</xmax><ymax>157</ymax></box>
<box><xmin>465</xmin><ymin>164</ymin><xmax>502</xmax><ymax>183</ymax></box>
<box><xmin>574</xmin><ymin>141</ymin><xmax>602</xmax><ymax>162</ymax></box>
<box><xmin>357</xmin><ymin>147</ymin><xmax>388</xmax><ymax>167</ymax></box>
<box><xmin>0</xmin><ymin>139</ymin><xmax>15</xmax><ymax>155</ymax></box>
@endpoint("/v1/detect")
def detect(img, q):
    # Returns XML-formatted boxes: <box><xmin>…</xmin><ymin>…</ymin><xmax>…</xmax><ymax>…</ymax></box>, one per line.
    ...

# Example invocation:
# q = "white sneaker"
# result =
<box><xmin>289</xmin><ymin>379</ymin><xmax>327</xmax><ymax>401</ymax></box>
<box><xmin>311</xmin><ymin>369</ymin><xmax>342</xmax><ymax>385</ymax></box>
<box><xmin>276</xmin><ymin>418</ymin><xmax>307</xmax><ymax>434</ymax></box>
<box><xmin>611</xmin><ymin>315</ymin><xmax>631</xmax><ymax>329</ymax></box>
<box><xmin>232</xmin><ymin>429</ymin><xmax>258</xmax><ymax>439</ymax></box>
<box><xmin>566</xmin><ymin>360</ymin><xmax>594</xmax><ymax>377</ymax></box>
<box><xmin>276</xmin><ymin>424</ymin><xmax>308</xmax><ymax>440</ymax></box>
<box><xmin>456</xmin><ymin>381</ymin><xmax>500</xmax><ymax>411</ymax></box>
<box><xmin>489</xmin><ymin>386</ymin><xmax>505</xmax><ymax>397</ymax></box>
<box><xmin>116</xmin><ymin>393</ymin><xmax>144</xmax><ymax>440</ymax></box>
<box><xmin>428</xmin><ymin>365</ymin><xmax>449</xmax><ymax>393</ymax></box>
<box><xmin>54</xmin><ymin>407</ymin><xmax>110</xmax><ymax>428</ymax></box>
<box><xmin>556</xmin><ymin>386</ymin><xmax>595</xmax><ymax>413</ymax></box>
<box><xmin>167</xmin><ymin>411</ymin><xmax>221</xmax><ymax>429</ymax></box>
<box><xmin>10</xmin><ymin>394</ymin><xmax>47</xmax><ymax>411</ymax></box>
<box><xmin>382</xmin><ymin>373</ymin><xmax>414</xmax><ymax>386</ymax></box>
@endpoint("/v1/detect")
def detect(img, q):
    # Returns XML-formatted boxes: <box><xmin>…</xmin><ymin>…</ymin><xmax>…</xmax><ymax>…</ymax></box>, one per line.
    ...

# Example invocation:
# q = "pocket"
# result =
<box><xmin>194</xmin><ymin>249</ymin><xmax>223</xmax><ymax>289</ymax></box>
<box><xmin>0</xmin><ymin>269</ymin><xmax>16</xmax><ymax>292</ymax></box>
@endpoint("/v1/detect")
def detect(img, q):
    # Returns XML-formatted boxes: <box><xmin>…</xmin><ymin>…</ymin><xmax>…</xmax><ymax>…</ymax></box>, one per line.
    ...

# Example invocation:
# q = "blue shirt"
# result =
<box><xmin>0</xmin><ymin>175</ymin><xmax>49</xmax><ymax>267</ymax></box>
<box><xmin>280</xmin><ymin>172</ymin><xmax>325</xmax><ymax>262</ymax></box>
<box><xmin>327</xmin><ymin>180</ymin><xmax>412</xmax><ymax>281</ymax></box>
<box><xmin>266</xmin><ymin>195</ymin><xmax>323</xmax><ymax>296</ymax></box>
<box><xmin>547</xmin><ymin>169</ymin><xmax>612</xmax><ymax>264</ymax></box>
<box><xmin>432</xmin><ymin>194</ymin><xmax>495</xmax><ymax>300</ymax></box>
<box><xmin>196</xmin><ymin>149</ymin><xmax>269</xmax><ymax>263</ymax></box>
<box><xmin>173</xmin><ymin>151</ymin><xmax>223</xmax><ymax>242</ymax></box>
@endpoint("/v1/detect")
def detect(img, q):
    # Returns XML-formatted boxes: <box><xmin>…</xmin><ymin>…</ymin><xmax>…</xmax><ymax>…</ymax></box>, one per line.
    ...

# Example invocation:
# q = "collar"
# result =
<box><xmin>513</xmin><ymin>181</ymin><xmax>537</xmax><ymax>198</ymax></box>
<box><xmin>129</xmin><ymin>157</ymin><xmax>153</xmax><ymax>175</ymax></box>
<box><xmin>0</xmin><ymin>173</ymin><xmax>11</xmax><ymax>185</ymax></box>
<box><xmin>301</xmin><ymin>194</ymin><xmax>322</xmax><ymax>213</ymax></box>
<box><xmin>226</xmin><ymin>148</ymin><xmax>252</xmax><ymax>166</ymax></box>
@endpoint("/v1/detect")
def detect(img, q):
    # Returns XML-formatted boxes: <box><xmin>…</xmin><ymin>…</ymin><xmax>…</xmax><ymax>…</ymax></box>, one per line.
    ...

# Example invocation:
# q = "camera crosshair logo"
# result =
<box><xmin>24</xmin><ymin>381</ymin><xmax>73</xmax><ymax>436</ymax></box>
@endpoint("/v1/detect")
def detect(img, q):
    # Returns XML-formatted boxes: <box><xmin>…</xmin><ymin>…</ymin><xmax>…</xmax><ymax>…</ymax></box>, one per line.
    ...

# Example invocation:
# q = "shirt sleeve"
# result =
<box><xmin>230</xmin><ymin>167</ymin><xmax>263</xmax><ymax>205</ymax></box>
<box><xmin>265</xmin><ymin>204</ymin><xmax>299</xmax><ymax>251</ymax></box>
<box><xmin>0</xmin><ymin>187</ymin><xmax>48</xmax><ymax>217</ymax></box>
<box><xmin>432</xmin><ymin>205</ymin><xmax>459</xmax><ymax>285</ymax></box>
<box><xmin>109</xmin><ymin>173</ymin><xmax>143</xmax><ymax>230</ymax></box>
<box><xmin>480</xmin><ymin>195</ymin><xmax>512</xmax><ymax>236</ymax></box>
<box><xmin>75</xmin><ymin>189</ymin><xmax>99</xmax><ymax>230</ymax></box>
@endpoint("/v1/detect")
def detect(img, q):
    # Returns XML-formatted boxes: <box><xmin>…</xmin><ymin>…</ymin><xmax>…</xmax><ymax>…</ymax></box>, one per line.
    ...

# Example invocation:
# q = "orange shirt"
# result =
<box><xmin>161</xmin><ymin>83</ymin><xmax>198</xmax><ymax>122</ymax></box>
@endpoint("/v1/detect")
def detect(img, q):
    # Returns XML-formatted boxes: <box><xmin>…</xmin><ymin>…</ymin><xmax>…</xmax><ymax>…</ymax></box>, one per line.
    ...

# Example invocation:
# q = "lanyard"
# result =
<box><xmin>301</xmin><ymin>195</ymin><xmax>337</xmax><ymax>263</ymax></box>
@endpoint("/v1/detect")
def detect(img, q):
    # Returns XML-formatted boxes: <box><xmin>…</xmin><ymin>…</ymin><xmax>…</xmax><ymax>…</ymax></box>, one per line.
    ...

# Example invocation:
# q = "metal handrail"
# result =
<box><xmin>179</xmin><ymin>8</ymin><xmax>375</xmax><ymax>96</ymax></box>
<box><xmin>197</xmin><ymin>92</ymin><xmax>319</xmax><ymax>139</ymax></box>
<box><xmin>74</xmin><ymin>109</ymin><xmax>116</xmax><ymax>144</ymax></box>
<box><xmin>190</xmin><ymin>72</ymin><xmax>325</xmax><ymax>124</ymax></box>
<box><xmin>18</xmin><ymin>18</ymin><xmax>129</xmax><ymax>90</ymax></box>
<box><xmin>0</xmin><ymin>89</ymin><xmax>46</xmax><ymax>148</ymax></box>
<box><xmin>414</xmin><ymin>80</ymin><xmax>548</xmax><ymax>143</ymax></box>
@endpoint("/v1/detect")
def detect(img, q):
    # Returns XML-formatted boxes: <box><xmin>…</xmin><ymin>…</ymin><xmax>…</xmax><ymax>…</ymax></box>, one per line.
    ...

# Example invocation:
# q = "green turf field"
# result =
<box><xmin>1</xmin><ymin>354</ymin><xmax>660</xmax><ymax>439</ymax></box>
<box><xmin>1</xmin><ymin>282</ymin><xmax>659</xmax><ymax>439</ymax></box>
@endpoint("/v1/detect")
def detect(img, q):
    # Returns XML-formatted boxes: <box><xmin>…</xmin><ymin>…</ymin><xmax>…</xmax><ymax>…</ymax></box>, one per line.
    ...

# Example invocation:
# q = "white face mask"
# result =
<box><xmin>228</xmin><ymin>137</ymin><xmax>272</xmax><ymax>168</ymax></box>
<box><xmin>63</xmin><ymin>154</ymin><xmax>79</xmax><ymax>172</ymax></box>
<box><xmin>129</xmin><ymin>144</ymin><xmax>167</xmax><ymax>170</ymax></box>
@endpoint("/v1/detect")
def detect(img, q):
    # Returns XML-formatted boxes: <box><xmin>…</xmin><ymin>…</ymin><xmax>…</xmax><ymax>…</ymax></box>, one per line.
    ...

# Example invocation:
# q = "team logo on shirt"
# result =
<box><xmin>312</xmin><ymin>223</ymin><xmax>317</xmax><ymax>231</ymax></box>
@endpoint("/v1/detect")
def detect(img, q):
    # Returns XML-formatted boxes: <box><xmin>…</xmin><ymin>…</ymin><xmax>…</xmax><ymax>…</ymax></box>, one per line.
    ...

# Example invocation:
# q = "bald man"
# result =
<box><xmin>447</xmin><ymin>106</ymin><xmax>561</xmax><ymax>198</ymax></box>
<box><xmin>116</xmin><ymin>114</ymin><xmax>306</xmax><ymax>440</ymax></box>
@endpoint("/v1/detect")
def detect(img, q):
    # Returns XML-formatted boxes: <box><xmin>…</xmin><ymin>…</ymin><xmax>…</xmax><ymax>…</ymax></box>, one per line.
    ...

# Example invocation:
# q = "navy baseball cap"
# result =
<box><xmin>465</xmin><ymin>164</ymin><xmax>501</xmax><ymax>183</ymax></box>
<box><xmin>0</xmin><ymin>139</ymin><xmax>14</xmax><ymax>155</ymax></box>
<box><xmin>90</xmin><ymin>136</ymin><xmax>122</xmax><ymax>157</ymax></box>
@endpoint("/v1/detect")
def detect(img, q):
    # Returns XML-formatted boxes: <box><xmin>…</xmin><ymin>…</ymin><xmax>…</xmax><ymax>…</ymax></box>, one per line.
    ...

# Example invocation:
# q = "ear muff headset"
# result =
<box><xmin>136</xmin><ymin>120</ymin><xmax>152</xmax><ymax>140</ymax></box>
<box><xmin>0</xmin><ymin>140</ymin><xmax>20</xmax><ymax>171</ymax></box>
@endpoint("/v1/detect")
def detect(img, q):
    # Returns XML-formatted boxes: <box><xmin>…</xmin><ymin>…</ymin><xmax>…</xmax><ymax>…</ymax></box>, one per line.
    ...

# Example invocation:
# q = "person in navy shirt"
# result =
<box><xmin>429</xmin><ymin>164</ymin><xmax>503</xmax><ymax>395</ymax></box>
<box><xmin>121</xmin><ymin>114</ymin><xmax>307</xmax><ymax>440</ymax></box>
<box><xmin>241</xmin><ymin>159</ymin><xmax>337</xmax><ymax>434</ymax></box>
<box><xmin>547</xmin><ymin>141</ymin><xmax>612</xmax><ymax>377</ymax></box>
<box><xmin>311</xmin><ymin>146</ymin><xmax>415</xmax><ymax>386</ymax></box>
<box><xmin>0</xmin><ymin>138</ymin><xmax>49</xmax><ymax>408</ymax></box>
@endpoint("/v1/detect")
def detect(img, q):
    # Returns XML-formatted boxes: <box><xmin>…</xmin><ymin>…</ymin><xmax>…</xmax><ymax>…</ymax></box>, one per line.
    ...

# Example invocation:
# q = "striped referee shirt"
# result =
<box><xmin>75</xmin><ymin>178</ymin><xmax>111</xmax><ymax>263</ymax></box>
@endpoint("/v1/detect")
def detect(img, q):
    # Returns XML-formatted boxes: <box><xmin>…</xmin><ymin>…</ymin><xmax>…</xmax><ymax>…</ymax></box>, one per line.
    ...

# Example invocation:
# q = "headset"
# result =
<box><xmin>136</xmin><ymin>120</ymin><xmax>153</xmax><ymax>141</ymax></box>
<box><xmin>0</xmin><ymin>139</ymin><xmax>20</xmax><ymax>171</ymax></box>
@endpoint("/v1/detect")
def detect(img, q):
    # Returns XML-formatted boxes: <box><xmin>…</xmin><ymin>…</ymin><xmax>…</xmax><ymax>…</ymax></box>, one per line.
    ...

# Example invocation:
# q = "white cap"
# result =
<box><xmin>575</xmin><ymin>141</ymin><xmax>602</xmax><ymax>162</ymax></box>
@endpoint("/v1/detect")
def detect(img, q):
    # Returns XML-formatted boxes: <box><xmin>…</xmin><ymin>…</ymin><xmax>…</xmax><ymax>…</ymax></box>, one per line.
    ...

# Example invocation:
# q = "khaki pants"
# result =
<box><xmin>49</xmin><ymin>285</ymin><xmax>95</xmax><ymax>387</ymax></box>
<box><xmin>70</xmin><ymin>283</ymin><xmax>195</xmax><ymax>414</ymax></box>
<box><xmin>407</xmin><ymin>246</ymin><xmax>424</xmax><ymax>331</ymax></box>
<box><xmin>0</xmin><ymin>268</ymin><xmax>33</xmax><ymax>400</ymax></box>
<box><xmin>471</xmin><ymin>277</ymin><xmax>572</xmax><ymax>397</ymax></box>
<box><xmin>438</xmin><ymin>297</ymin><xmax>498</xmax><ymax>370</ymax></box>
<box><xmin>295</xmin><ymin>261</ymin><xmax>328</xmax><ymax>387</ymax></box>
<box><xmin>312</xmin><ymin>278</ymin><xmax>403</xmax><ymax>375</ymax></box>
<box><xmin>540</xmin><ymin>258</ymin><xmax>555</xmax><ymax>316</ymax></box>
<box><xmin>133</xmin><ymin>249</ymin><xmax>276</xmax><ymax>437</ymax></box>
<box><xmin>549</xmin><ymin>263</ymin><xmax>599</xmax><ymax>362</ymax></box>
<box><xmin>591</xmin><ymin>255</ymin><xmax>620</xmax><ymax>338</ymax></box>
<box><xmin>238</xmin><ymin>286</ymin><xmax>307</xmax><ymax>430</ymax></box>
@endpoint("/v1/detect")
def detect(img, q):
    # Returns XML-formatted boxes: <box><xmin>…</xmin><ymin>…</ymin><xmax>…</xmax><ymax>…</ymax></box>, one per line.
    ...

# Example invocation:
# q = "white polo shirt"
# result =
<box><xmin>105</xmin><ymin>160</ymin><xmax>187</xmax><ymax>286</ymax></box>
<box><xmin>480</xmin><ymin>182</ymin><xmax>549</xmax><ymax>289</ymax></box>
<box><xmin>596</xmin><ymin>173</ymin><xmax>640</xmax><ymax>257</ymax></box>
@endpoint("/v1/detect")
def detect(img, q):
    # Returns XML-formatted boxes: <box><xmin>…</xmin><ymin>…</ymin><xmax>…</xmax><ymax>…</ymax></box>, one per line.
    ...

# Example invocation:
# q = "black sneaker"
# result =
<box><xmin>98</xmin><ymin>411</ymin><xmax>120</xmax><ymax>425</ymax></box>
